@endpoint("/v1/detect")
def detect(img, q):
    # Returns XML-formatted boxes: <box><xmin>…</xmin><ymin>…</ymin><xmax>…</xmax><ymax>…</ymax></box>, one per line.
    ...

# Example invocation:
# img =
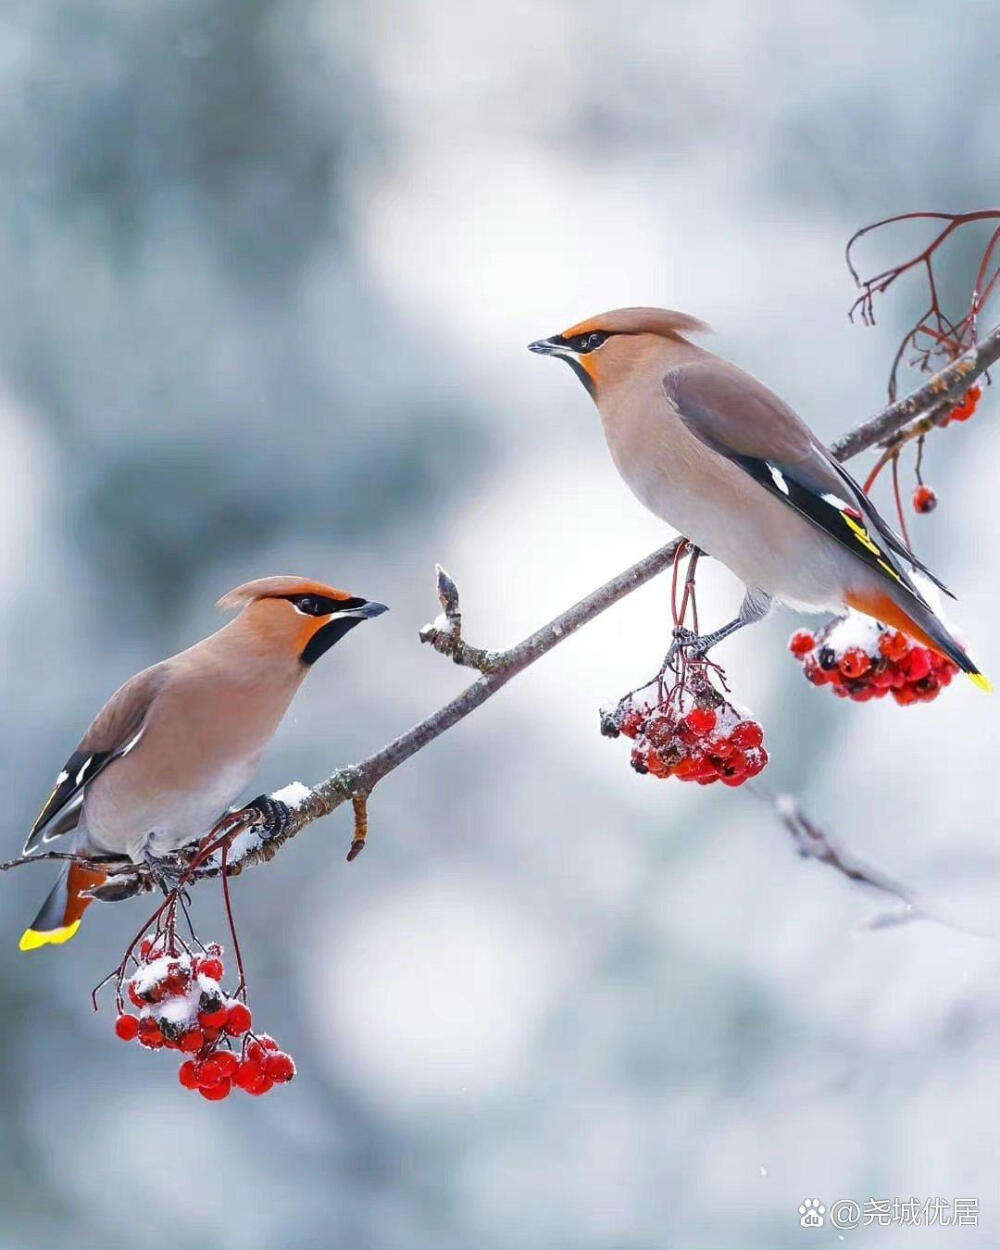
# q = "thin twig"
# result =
<box><xmin>829</xmin><ymin>323</ymin><xmax>1000</xmax><ymax>461</ymax></box>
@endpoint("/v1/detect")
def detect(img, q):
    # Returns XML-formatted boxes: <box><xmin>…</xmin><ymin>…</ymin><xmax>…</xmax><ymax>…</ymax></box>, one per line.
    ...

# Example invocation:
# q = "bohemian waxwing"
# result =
<box><xmin>529</xmin><ymin>307</ymin><xmax>988</xmax><ymax>687</ymax></box>
<box><xmin>19</xmin><ymin>576</ymin><xmax>388</xmax><ymax>950</ymax></box>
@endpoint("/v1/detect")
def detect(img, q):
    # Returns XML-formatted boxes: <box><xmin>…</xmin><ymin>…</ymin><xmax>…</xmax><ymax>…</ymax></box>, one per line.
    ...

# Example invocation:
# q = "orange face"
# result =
<box><xmin>528</xmin><ymin>308</ymin><xmax>711</xmax><ymax>396</ymax></box>
<box><xmin>221</xmin><ymin>576</ymin><xmax>388</xmax><ymax>663</ymax></box>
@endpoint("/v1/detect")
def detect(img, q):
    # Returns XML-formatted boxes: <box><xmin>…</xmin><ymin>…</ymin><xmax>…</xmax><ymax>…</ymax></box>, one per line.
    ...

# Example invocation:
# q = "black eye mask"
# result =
<box><xmin>286</xmin><ymin>594</ymin><xmax>367</xmax><ymax>617</ymax></box>
<box><xmin>557</xmin><ymin>331</ymin><xmax>610</xmax><ymax>354</ymax></box>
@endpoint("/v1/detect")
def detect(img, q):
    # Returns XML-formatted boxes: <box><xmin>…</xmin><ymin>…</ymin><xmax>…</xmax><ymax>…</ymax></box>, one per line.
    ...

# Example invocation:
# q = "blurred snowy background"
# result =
<box><xmin>1</xmin><ymin>2</ymin><xmax>998</xmax><ymax>1247</ymax></box>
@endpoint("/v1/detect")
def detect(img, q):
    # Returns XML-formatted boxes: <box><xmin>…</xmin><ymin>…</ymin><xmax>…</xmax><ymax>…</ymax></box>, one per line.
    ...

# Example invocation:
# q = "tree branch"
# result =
<box><xmin>829</xmin><ymin>323</ymin><xmax>1000</xmax><ymax>461</ymax></box>
<box><xmin>6</xmin><ymin>321</ymin><xmax>996</xmax><ymax>906</ymax></box>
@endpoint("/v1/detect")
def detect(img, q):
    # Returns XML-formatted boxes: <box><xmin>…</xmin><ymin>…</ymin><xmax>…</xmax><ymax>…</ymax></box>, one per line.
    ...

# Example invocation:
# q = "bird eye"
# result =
<box><xmin>568</xmin><ymin>331</ymin><xmax>609</xmax><ymax>354</ymax></box>
<box><xmin>295</xmin><ymin>595</ymin><xmax>323</xmax><ymax>615</ymax></box>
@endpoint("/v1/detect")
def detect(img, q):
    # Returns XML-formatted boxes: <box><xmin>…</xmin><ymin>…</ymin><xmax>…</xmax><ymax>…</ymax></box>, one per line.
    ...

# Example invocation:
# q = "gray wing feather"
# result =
<box><xmin>662</xmin><ymin>360</ymin><xmax>951</xmax><ymax>597</ymax></box>
<box><xmin>24</xmin><ymin>663</ymin><xmax>167</xmax><ymax>853</ymax></box>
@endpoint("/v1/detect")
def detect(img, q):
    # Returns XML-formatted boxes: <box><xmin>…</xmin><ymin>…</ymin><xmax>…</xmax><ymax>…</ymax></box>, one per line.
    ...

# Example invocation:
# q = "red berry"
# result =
<box><xmin>951</xmin><ymin>385</ymin><xmax>981</xmax><ymax>422</ymax></box>
<box><xmin>199</xmin><ymin>1007</ymin><xmax>229</xmax><ymax>1030</ymax></box>
<box><xmin>180</xmin><ymin>1030</ymin><xmax>205</xmax><ymax>1054</ymax></box>
<box><xmin>644</xmin><ymin>715</ymin><xmax>675</xmax><ymax>749</ymax></box>
<box><xmin>243</xmin><ymin>1071</ymin><xmax>274</xmax><ymax>1097</ymax></box>
<box><xmin>904</xmin><ymin>647</ymin><xmax>932</xmax><ymax>682</ymax></box>
<box><xmin>729</xmin><ymin>721</ymin><xmax>763</xmax><ymax>751</ymax></box>
<box><xmin>839</xmin><ymin>648</ymin><xmax>871</xmax><ymax>680</ymax></box>
<box><xmin>234</xmin><ymin>1059</ymin><xmax>262</xmax><ymax>1090</ymax></box>
<box><xmin>692</xmin><ymin>757</ymin><xmax>719</xmax><ymax>783</ymax></box>
<box><xmin>224</xmin><ymin>1003</ymin><xmax>252</xmax><ymax>1036</ymax></box>
<box><xmin>789</xmin><ymin>630</ymin><xmax>816</xmax><ymax>658</ymax></box>
<box><xmin>214</xmin><ymin>1051</ymin><xmax>240</xmax><ymax>1079</ymax></box>
<box><xmin>139</xmin><ymin>939</ymin><xmax>153</xmax><ymax>959</ymax></box>
<box><xmin>912</xmin><ymin>484</ymin><xmax>937</xmax><ymax>514</ymax></box>
<box><xmin>745</xmin><ymin>747</ymin><xmax>768</xmax><ymax>777</ymax></box>
<box><xmin>115</xmin><ymin>1013</ymin><xmax>140</xmax><ymax>1041</ymax></box>
<box><xmin>707</xmin><ymin>735</ymin><xmax>734</xmax><ymax>759</ymax></box>
<box><xmin>683</xmin><ymin>707</ymin><xmax>717</xmax><ymax>737</ymax></box>
<box><xmin>264</xmin><ymin>1051</ymin><xmax>296</xmax><ymax>1083</ymax></box>
<box><xmin>197</xmin><ymin>1056</ymin><xmax>229</xmax><ymax>1088</ymax></box>
<box><xmin>199</xmin><ymin>1079</ymin><xmax>232</xmax><ymax>1101</ymax></box>
<box><xmin>258</xmin><ymin>1034</ymin><xmax>280</xmax><ymax>1051</ymax></box>
<box><xmin>199</xmin><ymin>958</ymin><xmax>224</xmax><ymax>983</ymax></box>
<box><xmin>178</xmin><ymin>1060</ymin><xmax>200</xmax><ymax>1089</ymax></box>
<box><xmin>878</xmin><ymin>630</ymin><xmax>909</xmax><ymax>663</ymax></box>
<box><xmin>128</xmin><ymin>983</ymin><xmax>144</xmax><ymax>1008</ymax></box>
<box><xmin>803</xmin><ymin>657</ymin><xmax>829</xmax><ymax>686</ymax></box>
<box><xmin>619</xmin><ymin>710</ymin><xmax>645</xmax><ymax>739</ymax></box>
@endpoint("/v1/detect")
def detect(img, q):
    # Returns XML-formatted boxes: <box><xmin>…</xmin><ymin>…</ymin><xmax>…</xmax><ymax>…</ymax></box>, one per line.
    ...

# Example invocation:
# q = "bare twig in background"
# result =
<box><xmin>768</xmin><ymin>792</ymin><xmax>1000</xmax><ymax>943</ymax></box>
<box><xmin>846</xmin><ymin>208</ymin><xmax>999</xmax><ymax>400</ymax></box>
<box><xmin>9</xmin><ymin>315</ymin><xmax>991</xmax><ymax>909</ymax></box>
<box><xmin>770</xmin><ymin>791</ymin><xmax>915</xmax><ymax>904</ymax></box>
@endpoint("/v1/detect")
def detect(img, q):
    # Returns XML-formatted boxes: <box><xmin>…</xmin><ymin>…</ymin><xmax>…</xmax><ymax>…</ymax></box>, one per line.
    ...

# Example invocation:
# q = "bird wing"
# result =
<box><xmin>661</xmin><ymin>359</ymin><xmax>951</xmax><ymax>603</ymax></box>
<box><xmin>24</xmin><ymin>663</ymin><xmax>167</xmax><ymax>854</ymax></box>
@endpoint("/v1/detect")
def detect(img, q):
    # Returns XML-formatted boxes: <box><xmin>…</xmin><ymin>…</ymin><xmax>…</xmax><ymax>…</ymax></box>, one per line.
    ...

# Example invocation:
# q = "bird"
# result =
<box><xmin>529</xmin><ymin>306</ymin><xmax>988</xmax><ymax>688</ymax></box>
<box><xmin>18</xmin><ymin>576</ymin><xmax>388</xmax><ymax>951</ymax></box>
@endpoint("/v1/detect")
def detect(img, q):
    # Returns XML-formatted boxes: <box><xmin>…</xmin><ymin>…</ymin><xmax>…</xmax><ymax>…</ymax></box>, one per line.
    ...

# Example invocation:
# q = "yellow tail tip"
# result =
<box><xmin>19</xmin><ymin>920</ymin><xmax>81</xmax><ymax>951</ymax></box>
<box><xmin>968</xmin><ymin>671</ymin><xmax>993</xmax><ymax>694</ymax></box>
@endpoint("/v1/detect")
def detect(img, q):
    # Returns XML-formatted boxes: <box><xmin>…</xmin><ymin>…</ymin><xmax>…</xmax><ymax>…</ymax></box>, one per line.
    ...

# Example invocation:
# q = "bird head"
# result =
<box><xmin>528</xmin><ymin>307</ymin><xmax>711</xmax><ymax>397</ymax></box>
<box><xmin>217</xmin><ymin>576</ymin><xmax>388</xmax><ymax>665</ymax></box>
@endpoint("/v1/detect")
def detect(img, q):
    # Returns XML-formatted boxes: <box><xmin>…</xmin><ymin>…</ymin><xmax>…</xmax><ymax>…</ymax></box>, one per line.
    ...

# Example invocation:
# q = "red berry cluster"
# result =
<box><xmin>943</xmin><ymin>384</ymin><xmax>982</xmax><ymax>425</ymax></box>
<box><xmin>789</xmin><ymin>614</ymin><xmax>959</xmax><ymax>705</ymax></box>
<box><xmin>912</xmin><ymin>484</ymin><xmax>937</xmax><ymax>514</ymax></box>
<box><xmin>602</xmin><ymin>693</ymin><xmax>768</xmax><ymax>787</ymax></box>
<box><xmin>113</xmin><ymin>939</ymin><xmax>295</xmax><ymax>1100</ymax></box>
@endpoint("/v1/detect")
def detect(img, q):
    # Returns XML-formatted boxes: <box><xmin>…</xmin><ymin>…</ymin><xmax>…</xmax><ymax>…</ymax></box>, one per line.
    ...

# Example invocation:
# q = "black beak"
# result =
<box><xmin>345</xmin><ymin>601</ymin><xmax>389</xmax><ymax>620</ymax></box>
<box><xmin>527</xmin><ymin>336</ymin><xmax>565</xmax><ymax>356</ymax></box>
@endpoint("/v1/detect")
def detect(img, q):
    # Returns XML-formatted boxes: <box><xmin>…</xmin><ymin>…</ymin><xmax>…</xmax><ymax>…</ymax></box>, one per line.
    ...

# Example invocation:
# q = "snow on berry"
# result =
<box><xmin>111</xmin><ymin>937</ymin><xmax>294</xmax><ymax>1100</ymax></box>
<box><xmin>601</xmin><ymin>679</ymin><xmax>767</xmax><ymax>788</ymax></box>
<box><xmin>789</xmin><ymin>610</ymin><xmax>959</xmax><ymax>704</ymax></box>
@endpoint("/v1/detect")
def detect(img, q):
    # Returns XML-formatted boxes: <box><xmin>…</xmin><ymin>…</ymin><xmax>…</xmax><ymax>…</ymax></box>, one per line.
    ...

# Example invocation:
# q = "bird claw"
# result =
<box><xmin>663</xmin><ymin>626</ymin><xmax>710</xmax><ymax>669</ymax></box>
<box><xmin>241</xmin><ymin>794</ymin><xmax>293</xmax><ymax>840</ymax></box>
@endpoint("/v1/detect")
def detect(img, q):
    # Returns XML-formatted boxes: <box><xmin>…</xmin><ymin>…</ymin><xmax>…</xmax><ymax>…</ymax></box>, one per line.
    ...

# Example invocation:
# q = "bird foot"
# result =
<box><xmin>141</xmin><ymin>851</ymin><xmax>190</xmax><ymax>896</ymax></box>
<box><xmin>662</xmin><ymin>626</ymin><xmax>712</xmax><ymax>670</ymax></box>
<box><xmin>241</xmin><ymin>794</ymin><xmax>294</xmax><ymax>841</ymax></box>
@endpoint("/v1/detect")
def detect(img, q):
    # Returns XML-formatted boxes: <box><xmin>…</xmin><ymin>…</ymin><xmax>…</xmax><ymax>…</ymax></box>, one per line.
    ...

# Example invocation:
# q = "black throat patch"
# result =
<box><xmin>300</xmin><ymin>616</ymin><xmax>365</xmax><ymax>665</ymax></box>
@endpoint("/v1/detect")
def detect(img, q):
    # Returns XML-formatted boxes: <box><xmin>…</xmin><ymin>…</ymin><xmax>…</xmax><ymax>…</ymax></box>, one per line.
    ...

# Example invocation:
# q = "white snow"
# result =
<box><xmin>223</xmin><ymin>827</ymin><xmax>264</xmax><ymax>864</ymax></box>
<box><xmin>825</xmin><ymin>610</ymin><xmax>883</xmax><ymax>658</ymax></box>
<box><xmin>155</xmin><ymin>993</ymin><xmax>198</xmax><ymax>1027</ymax></box>
<box><xmin>270</xmin><ymin>781</ymin><xmax>312</xmax><ymax>810</ymax></box>
<box><xmin>130</xmin><ymin>955</ymin><xmax>180</xmax><ymax>996</ymax></box>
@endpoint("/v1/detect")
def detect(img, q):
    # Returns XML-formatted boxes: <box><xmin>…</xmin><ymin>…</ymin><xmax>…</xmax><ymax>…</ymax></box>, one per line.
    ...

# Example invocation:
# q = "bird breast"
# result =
<box><xmin>596</xmin><ymin>379</ymin><xmax>847</xmax><ymax>611</ymax></box>
<box><xmin>80</xmin><ymin>662</ymin><xmax>302</xmax><ymax>862</ymax></box>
